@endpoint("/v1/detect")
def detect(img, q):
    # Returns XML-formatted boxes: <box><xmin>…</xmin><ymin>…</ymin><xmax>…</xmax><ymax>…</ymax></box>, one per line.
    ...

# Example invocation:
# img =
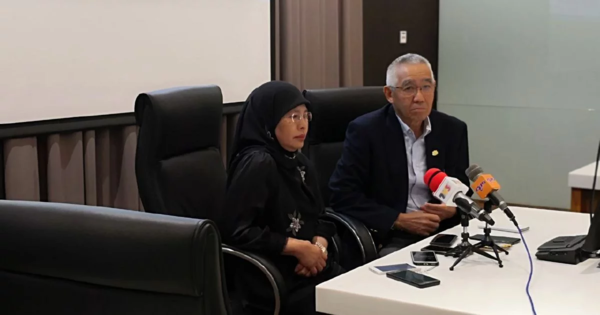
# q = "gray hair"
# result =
<box><xmin>385</xmin><ymin>53</ymin><xmax>435</xmax><ymax>87</ymax></box>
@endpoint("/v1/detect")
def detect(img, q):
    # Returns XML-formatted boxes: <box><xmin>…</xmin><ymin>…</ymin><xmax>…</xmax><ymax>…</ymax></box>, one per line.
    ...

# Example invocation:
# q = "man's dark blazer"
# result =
<box><xmin>329</xmin><ymin>103</ymin><xmax>470</xmax><ymax>244</ymax></box>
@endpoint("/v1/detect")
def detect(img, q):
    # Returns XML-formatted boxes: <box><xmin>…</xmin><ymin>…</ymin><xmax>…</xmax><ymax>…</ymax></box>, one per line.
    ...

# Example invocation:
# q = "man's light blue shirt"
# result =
<box><xmin>397</xmin><ymin>115</ymin><xmax>432</xmax><ymax>213</ymax></box>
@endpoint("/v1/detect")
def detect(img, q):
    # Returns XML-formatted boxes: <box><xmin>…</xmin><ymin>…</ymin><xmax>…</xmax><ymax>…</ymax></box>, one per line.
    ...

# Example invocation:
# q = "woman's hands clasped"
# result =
<box><xmin>284</xmin><ymin>237</ymin><xmax>328</xmax><ymax>277</ymax></box>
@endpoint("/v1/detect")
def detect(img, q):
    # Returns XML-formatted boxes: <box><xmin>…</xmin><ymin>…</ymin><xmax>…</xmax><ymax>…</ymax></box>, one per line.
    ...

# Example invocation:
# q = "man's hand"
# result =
<box><xmin>421</xmin><ymin>203</ymin><xmax>457</xmax><ymax>221</ymax></box>
<box><xmin>394</xmin><ymin>212</ymin><xmax>440</xmax><ymax>236</ymax></box>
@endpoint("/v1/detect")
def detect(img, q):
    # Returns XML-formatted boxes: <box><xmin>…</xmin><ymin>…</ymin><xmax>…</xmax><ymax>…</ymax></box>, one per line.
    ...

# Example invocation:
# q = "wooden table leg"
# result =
<box><xmin>572</xmin><ymin>188</ymin><xmax>583</xmax><ymax>212</ymax></box>
<box><xmin>571</xmin><ymin>188</ymin><xmax>600</xmax><ymax>213</ymax></box>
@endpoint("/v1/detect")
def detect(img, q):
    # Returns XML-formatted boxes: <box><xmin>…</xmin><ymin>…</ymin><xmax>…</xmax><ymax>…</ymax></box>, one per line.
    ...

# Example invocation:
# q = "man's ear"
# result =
<box><xmin>383</xmin><ymin>86</ymin><xmax>394</xmax><ymax>103</ymax></box>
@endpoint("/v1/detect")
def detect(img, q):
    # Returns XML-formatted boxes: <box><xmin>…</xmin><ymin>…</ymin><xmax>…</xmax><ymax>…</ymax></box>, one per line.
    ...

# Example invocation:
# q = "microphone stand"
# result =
<box><xmin>445</xmin><ymin>213</ymin><xmax>503</xmax><ymax>271</ymax></box>
<box><xmin>472</xmin><ymin>200</ymin><xmax>508</xmax><ymax>266</ymax></box>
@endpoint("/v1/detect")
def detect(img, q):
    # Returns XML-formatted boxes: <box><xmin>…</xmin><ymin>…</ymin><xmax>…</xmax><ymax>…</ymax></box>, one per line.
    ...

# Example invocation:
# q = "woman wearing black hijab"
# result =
<box><xmin>223</xmin><ymin>81</ymin><xmax>343</xmax><ymax>315</ymax></box>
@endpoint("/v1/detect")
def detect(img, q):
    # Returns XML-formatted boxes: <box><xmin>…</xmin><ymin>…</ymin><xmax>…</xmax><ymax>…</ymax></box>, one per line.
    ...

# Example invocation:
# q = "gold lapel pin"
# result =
<box><xmin>432</xmin><ymin>150</ymin><xmax>439</xmax><ymax>156</ymax></box>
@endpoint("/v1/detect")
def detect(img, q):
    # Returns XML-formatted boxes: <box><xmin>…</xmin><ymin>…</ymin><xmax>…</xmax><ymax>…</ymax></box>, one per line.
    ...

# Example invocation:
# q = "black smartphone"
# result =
<box><xmin>386</xmin><ymin>270</ymin><xmax>441</xmax><ymax>289</ymax></box>
<box><xmin>421</xmin><ymin>244</ymin><xmax>453</xmax><ymax>255</ymax></box>
<box><xmin>470</xmin><ymin>234</ymin><xmax>521</xmax><ymax>245</ymax></box>
<box><xmin>410</xmin><ymin>251</ymin><xmax>439</xmax><ymax>266</ymax></box>
<box><xmin>430</xmin><ymin>234</ymin><xmax>457</xmax><ymax>247</ymax></box>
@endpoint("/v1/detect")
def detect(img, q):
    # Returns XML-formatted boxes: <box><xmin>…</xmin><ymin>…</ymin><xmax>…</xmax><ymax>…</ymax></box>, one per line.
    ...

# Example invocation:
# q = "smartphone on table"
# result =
<box><xmin>430</xmin><ymin>234</ymin><xmax>457</xmax><ymax>247</ymax></box>
<box><xmin>421</xmin><ymin>244</ymin><xmax>453</xmax><ymax>254</ymax></box>
<box><xmin>386</xmin><ymin>270</ymin><xmax>441</xmax><ymax>288</ymax></box>
<box><xmin>470</xmin><ymin>234</ymin><xmax>521</xmax><ymax>245</ymax></box>
<box><xmin>410</xmin><ymin>251</ymin><xmax>439</xmax><ymax>266</ymax></box>
<box><xmin>369</xmin><ymin>263</ymin><xmax>419</xmax><ymax>275</ymax></box>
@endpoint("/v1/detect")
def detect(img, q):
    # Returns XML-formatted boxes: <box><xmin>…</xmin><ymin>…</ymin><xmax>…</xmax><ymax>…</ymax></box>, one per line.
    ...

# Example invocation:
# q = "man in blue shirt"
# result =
<box><xmin>329</xmin><ymin>53</ymin><xmax>470</xmax><ymax>256</ymax></box>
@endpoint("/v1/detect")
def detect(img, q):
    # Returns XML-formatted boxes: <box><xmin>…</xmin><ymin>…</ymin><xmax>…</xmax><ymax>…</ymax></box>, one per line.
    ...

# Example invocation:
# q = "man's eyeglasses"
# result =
<box><xmin>286</xmin><ymin>112</ymin><xmax>313</xmax><ymax>123</ymax></box>
<box><xmin>391</xmin><ymin>84</ymin><xmax>436</xmax><ymax>97</ymax></box>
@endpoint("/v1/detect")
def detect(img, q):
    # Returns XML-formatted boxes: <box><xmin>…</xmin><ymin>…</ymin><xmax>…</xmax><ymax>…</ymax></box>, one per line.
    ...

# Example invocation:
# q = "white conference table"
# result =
<box><xmin>569</xmin><ymin>162</ymin><xmax>600</xmax><ymax>191</ymax></box>
<box><xmin>316</xmin><ymin>207</ymin><xmax>599</xmax><ymax>315</ymax></box>
<box><xmin>568</xmin><ymin>162</ymin><xmax>600</xmax><ymax>212</ymax></box>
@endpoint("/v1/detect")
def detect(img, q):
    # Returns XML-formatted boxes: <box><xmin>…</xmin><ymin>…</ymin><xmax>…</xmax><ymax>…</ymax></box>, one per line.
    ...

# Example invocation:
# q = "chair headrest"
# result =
<box><xmin>135</xmin><ymin>85</ymin><xmax>223</xmax><ymax>159</ymax></box>
<box><xmin>0</xmin><ymin>200</ymin><xmax>222</xmax><ymax>297</ymax></box>
<box><xmin>304</xmin><ymin>87</ymin><xmax>387</xmax><ymax>143</ymax></box>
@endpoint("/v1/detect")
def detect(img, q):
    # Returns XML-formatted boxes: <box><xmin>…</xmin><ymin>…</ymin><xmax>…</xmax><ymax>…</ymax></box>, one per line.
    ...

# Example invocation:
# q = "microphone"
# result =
<box><xmin>424</xmin><ymin>168</ymin><xmax>495</xmax><ymax>225</ymax></box>
<box><xmin>465</xmin><ymin>164</ymin><xmax>517</xmax><ymax>225</ymax></box>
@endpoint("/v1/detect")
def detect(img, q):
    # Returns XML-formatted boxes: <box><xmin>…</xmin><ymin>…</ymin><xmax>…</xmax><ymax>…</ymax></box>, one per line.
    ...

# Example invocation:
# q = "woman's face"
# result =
<box><xmin>275</xmin><ymin>104</ymin><xmax>311</xmax><ymax>152</ymax></box>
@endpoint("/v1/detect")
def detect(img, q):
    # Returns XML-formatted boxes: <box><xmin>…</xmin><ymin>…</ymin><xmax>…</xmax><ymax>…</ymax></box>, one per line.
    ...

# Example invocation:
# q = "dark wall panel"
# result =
<box><xmin>362</xmin><ymin>0</ymin><xmax>439</xmax><ymax>87</ymax></box>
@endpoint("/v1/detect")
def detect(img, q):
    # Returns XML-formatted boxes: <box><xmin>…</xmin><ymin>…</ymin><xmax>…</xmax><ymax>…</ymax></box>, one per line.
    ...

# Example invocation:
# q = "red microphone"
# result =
<box><xmin>424</xmin><ymin>168</ymin><xmax>495</xmax><ymax>225</ymax></box>
<box><xmin>424</xmin><ymin>168</ymin><xmax>446</xmax><ymax>192</ymax></box>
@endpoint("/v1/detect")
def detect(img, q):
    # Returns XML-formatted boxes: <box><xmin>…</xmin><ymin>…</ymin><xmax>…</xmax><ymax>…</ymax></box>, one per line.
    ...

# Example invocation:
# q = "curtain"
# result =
<box><xmin>275</xmin><ymin>0</ymin><xmax>363</xmax><ymax>88</ymax></box>
<box><xmin>4</xmin><ymin>127</ymin><xmax>142</xmax><ymax>210</ymax></box>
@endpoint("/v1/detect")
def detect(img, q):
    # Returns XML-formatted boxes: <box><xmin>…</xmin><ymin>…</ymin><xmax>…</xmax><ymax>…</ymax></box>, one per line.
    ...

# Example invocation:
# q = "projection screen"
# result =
<box><xmin>0</xmin><ymin>0</ymin><xmax>271</xmax><ymax>124</ymax></box>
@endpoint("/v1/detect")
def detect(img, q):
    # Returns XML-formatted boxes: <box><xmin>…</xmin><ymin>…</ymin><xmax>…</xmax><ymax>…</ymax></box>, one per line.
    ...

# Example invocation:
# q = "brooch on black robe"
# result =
<box><xmin>297</xmin><ymin>166</ymin><xmax>306</xmax><ymax>183</ymax></box>
<box><xmin>287</xmin><ymin>210</ymin><xmax>304</xmax><ymax>236</ymax></box>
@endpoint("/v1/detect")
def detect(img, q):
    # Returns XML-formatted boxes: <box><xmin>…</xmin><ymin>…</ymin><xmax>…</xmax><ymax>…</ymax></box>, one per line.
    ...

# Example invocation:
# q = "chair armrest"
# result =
<box><xmin>329</xmin><ymin>234</ymin><xmax>342</xmax><ymax>264</ymax></box>
<box><xmin>323</xmin><ymin>209</ymin><xmax>378</xmax><ymax>265</ymax></box>
<box><xmin>222</xmin><ymin>245</ymin><xmax>286</xmax><ymax>315</ymax></box>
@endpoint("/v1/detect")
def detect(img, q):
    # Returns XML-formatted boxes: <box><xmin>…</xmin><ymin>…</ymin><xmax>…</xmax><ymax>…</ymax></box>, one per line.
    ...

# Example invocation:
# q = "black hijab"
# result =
<box><xmin>228</xmin><ymin>81</ymin><xmax>311</xmax><ymax>186</ymax></box>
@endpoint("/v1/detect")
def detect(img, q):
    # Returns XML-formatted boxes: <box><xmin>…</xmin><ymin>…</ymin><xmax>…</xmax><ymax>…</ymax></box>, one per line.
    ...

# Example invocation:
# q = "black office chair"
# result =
<box><xmin>304</xmin><ymin>86</ymin><xmax>388</xmax><ymax>270</ymax></box>
<box><xmin>0</xmin><ymin>200</ymin><xmax>228</xmax><ymax>315</ymax></box>
<box><xmin>134</xmin><ymin>86</ymin><xmax>287</xmax><ymax>315</ymax></box>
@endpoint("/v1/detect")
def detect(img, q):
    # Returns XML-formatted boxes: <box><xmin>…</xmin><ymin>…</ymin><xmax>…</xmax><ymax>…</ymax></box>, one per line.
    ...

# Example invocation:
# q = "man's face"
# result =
<box><xmin>384</xmin><ymin>63</ymin><xmax>435</xmax><ymax>125</ymax></box>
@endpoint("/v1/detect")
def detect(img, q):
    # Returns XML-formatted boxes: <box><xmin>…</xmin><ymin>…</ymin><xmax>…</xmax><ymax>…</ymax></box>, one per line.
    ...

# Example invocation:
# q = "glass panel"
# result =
<box><xmin>439</xmin><ymin>0</ymin><xmax>600</xmax><ymax>209</ymax></box>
